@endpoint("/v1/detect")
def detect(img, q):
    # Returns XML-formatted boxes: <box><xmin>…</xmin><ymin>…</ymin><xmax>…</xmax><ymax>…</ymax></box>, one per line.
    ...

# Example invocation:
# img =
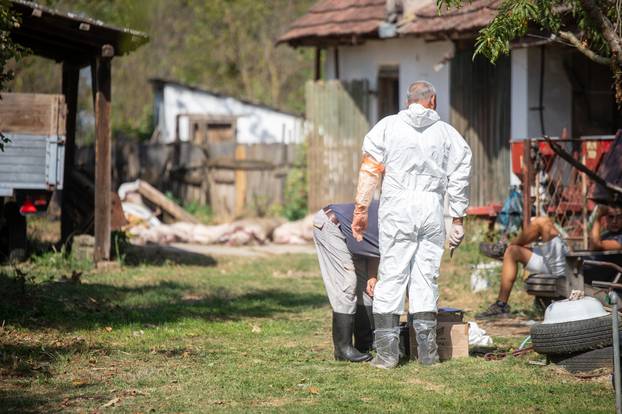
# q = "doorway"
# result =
<box><xmin>377</xmin><ymin>65</ymin><xmax>400</xmax><ymax>119</ymax></box>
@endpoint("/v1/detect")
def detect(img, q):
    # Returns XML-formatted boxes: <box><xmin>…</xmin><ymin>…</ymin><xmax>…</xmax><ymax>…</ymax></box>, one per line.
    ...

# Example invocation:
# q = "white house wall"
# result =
<box><xmin>324</xmin><ymin>38</ymin><xmax>453</xmax><ymax>124</ymax></box>
<box><xmin>158</xmin><ymin>84</ymin><xmax>304</xmax><ymax>144</ymax></box>
<box><xmin>527</xmin><ymin>46</ymin><xmax>573</xmax><ymax>138</ymax></box>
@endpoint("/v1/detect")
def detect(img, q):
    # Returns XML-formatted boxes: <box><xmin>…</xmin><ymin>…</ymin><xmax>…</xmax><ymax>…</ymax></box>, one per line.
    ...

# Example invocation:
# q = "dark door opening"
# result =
<box><xmin>377</xmin><ymin>65</ymin><xmax>400</xmax><ymax>119</ymax></box>
<box><xmin>566</xmin><ymin>52</ymin><xmax>622</xmax><ymax>137</ymax></box>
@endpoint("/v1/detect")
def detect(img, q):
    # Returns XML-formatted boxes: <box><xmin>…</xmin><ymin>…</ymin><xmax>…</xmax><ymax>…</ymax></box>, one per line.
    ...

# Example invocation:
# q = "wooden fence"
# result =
<box><xmin>75</xmin><ymin>140</ymin><xmax>302</xmax><ymax>222</ymax></box>
<box><xmin>306</xmin><ymin>80</ymin><xmax>370</xmax><ymax>212</ymax></box>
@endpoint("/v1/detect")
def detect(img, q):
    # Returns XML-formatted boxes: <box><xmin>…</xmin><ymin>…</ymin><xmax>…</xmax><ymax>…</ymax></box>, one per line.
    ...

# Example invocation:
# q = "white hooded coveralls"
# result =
<box><xmin>363</xmin><ymin>103</ymin><xmax>472</xmax><ymax>315</ymax></box>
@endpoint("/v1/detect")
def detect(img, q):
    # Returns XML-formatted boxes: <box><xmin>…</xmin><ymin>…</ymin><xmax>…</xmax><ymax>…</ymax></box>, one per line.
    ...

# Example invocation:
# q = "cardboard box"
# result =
<box><xmin>410</xmin><ymin>321</ymin><xmax>469</xmax><ymax>361</ymax></box>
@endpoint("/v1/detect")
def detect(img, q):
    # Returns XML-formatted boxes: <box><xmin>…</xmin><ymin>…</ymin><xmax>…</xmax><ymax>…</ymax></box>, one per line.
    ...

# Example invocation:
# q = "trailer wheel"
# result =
<box><xmin>531</xmin><ymin>315</ymin><xmax>616</xmax><ymax>355</ymax></box>
<box><xmin>5</xmin><ymin>202</ymin><xmax>26</xmax><ymax>262</ymax></box>
<box><xmin>549</xmin><ymin>346</ymin><xmax>614</xmax><ymax>374</ymax></box>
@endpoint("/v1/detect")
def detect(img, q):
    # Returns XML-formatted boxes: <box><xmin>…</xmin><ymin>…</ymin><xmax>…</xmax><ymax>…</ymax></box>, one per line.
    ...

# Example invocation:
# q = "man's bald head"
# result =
<box><xmin>406</xmin><ymin>81</ymin><xmax>437</xmax><ymax>110</ymax></box>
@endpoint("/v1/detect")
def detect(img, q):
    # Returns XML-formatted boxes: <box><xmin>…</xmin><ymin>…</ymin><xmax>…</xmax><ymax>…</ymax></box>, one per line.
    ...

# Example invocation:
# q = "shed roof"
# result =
<box><xmin>150</xmin><ymin>78</ymin><xmax>303</xmax><ymax>118</ymax></box>
<box><xmin>10</xmin><ymin>0</ymin><xmax>148</xmax><ymax>66</ymax></box>
<box><xmin>278</xmin><ymin>0</ymin><xmax>499</xmax><ymax>47</ymax></box>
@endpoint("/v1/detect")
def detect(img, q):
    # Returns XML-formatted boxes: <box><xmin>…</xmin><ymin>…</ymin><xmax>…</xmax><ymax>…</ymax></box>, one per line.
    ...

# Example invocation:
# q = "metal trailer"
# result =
<box><xmin>518</xmin><ymin>131</ymin><xmax>622</xmax><ymax>303</ymax></box>
<box><xmin>0</xmin><ymin>93</ymin><xmax>66</xmax><ymax>260</ymax></box>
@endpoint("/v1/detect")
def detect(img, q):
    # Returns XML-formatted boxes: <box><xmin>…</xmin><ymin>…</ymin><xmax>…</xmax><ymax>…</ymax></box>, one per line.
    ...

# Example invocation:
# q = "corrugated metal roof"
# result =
<box><xmin>149</xmin><ymin>78</ymin><xmax>303</xmax><ymax>118</ymax></box>
<box><xmin>278</xmin><ymin>0</ymin><xmax>499</xmax><ymax>46</ymax></box>
<box><xmin>10</xmin><ymin>0</ymin><xmax>148</xmax><ymax>64</ymax></box>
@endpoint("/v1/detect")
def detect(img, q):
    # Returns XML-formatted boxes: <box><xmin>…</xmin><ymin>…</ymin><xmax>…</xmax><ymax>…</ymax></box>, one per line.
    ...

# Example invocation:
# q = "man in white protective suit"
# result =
<box><xmin>351</xmin><ymin>81</ymin><xmax>472</xmax><ymax>369</ymax></box>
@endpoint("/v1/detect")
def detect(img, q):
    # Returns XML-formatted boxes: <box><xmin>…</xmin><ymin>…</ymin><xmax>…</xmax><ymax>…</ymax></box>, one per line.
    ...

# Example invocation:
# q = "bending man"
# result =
<box><xmin>352</xmin><ymin>81</ymin><xmax>472</xmax><ymax>368</ymax></box>
<box><xmin>313</xmin><ymin>201</ymin><xmax>380</xmax><ymax>362</ymax></box>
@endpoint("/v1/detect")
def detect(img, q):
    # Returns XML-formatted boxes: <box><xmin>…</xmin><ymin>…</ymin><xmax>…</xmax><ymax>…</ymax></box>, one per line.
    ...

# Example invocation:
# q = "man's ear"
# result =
<box><xmin>431</xmin><ymin>95</ymin><xmax>437</xmax><ymax>110</ymax></box>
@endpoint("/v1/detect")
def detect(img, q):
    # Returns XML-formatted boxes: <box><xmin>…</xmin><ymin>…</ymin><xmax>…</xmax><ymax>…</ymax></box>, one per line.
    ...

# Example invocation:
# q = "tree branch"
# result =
<box><xmin>578</xmin><ymin>0</ymin><xmax>622</xmax><ymax>66</ymax></box>
<box><xmin>557</xmin><ymin>31</ymin><xmax>611</xmax><ymax>65</ymax></box>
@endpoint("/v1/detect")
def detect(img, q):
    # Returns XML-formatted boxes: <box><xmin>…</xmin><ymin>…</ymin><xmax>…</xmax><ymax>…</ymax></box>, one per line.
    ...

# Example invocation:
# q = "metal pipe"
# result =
<box><xmin>611</xmin><ymin>290</ymin><xmax>622</xmax><ymax>414</ymax></box>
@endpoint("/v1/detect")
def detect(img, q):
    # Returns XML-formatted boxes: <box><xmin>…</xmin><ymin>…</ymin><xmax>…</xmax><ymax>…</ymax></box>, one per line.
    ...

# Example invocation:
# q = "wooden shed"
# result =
<box><xmin>8</xmin><ymin>0</ymin><xmax>148</xmax><ymax>262</ymax></box>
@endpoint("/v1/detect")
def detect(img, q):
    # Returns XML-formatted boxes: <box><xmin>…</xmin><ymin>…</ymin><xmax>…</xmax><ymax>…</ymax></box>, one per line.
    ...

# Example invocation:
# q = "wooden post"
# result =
<box><xmin>334</xmin><ymin>47</ymin><xmax>339</xmax><ymax>79</ymax></box>
<box><xmin>60</xmin><ymin>61</ymin><xmax>80</xmax><ymax>245</ymax></box>
<box><xmin>234</xmin><ymin>144</ymin><xmax>247</xmax><ymax>216</ymax></box>
<box><xmin>314</xmin><ymin>47</ymin><xmax>321</xmax><ymax>81</ymax></box>
<box><xmin>522</xmin><ymin>139</ymin><xmax>532</xmax><ymax>230</ymax></box>
<box><xmin>93</xmin><ymin>45</ymin><xmax>114</xmax><ymax>262</ymax></box>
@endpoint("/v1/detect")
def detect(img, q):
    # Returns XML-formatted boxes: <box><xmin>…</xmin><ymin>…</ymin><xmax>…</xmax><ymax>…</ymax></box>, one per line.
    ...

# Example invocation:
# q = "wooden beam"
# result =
<box><xmin>334</xmin><ymin>47</ymin><xmax>339</xmax><ymax>79</ymax></box>
<box><xmin>136</xmin><ymin>180</ymin><xmax>199</xmax><ymax>224</ymax></box>
<box><xmin>93</xmin><ymin>45</ymin><xmax>114</xmax><ymax>262</ymax></box>
<box><xmin>0</xmin><ymin>92</ymin><xmax>66</xmax><ymax>135</ymax></box>
<box><xmin>522</xmin><ymin>139</ymin><xmax>533</xmax><ymax>230</ymax></box>
<box><xmin>61</xmin><ymin>61</ymin><xmax>80</xmax><ymax>245</ymax></box>
<box><xmin>314</xmin><ymin>47</ymin><xmax>321</xmax><ymax>81</ymax></box>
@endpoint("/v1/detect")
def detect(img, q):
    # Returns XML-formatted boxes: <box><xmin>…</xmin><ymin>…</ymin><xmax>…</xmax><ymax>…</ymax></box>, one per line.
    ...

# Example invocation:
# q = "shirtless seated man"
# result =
<box><xmin>477</xmin><ymin>206</ymin><xmax>622</xmax><ymax>319</ymax></box>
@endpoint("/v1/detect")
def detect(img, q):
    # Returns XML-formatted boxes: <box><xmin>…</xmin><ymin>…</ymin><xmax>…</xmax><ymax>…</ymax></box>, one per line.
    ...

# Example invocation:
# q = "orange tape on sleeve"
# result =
<box><xmin>361</xmin><ymin>154</ymin><xmax>384</xmax><ymax>175</ymax></box>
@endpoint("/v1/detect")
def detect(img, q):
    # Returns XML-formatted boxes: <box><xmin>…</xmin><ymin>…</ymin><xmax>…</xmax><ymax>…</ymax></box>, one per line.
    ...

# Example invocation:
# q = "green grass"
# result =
<box><xmin>0</xmin><ymin>247</ymin><xmax>615</xmax><ymax>413</ymax></box>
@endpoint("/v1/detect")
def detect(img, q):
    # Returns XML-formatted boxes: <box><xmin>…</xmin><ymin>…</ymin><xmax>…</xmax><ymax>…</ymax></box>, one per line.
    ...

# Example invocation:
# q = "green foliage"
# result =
<box><xmin>8</xmin><ymin>0</ymin><xmax>315</xmax><ymax>138</ymax></box>
<box><xmin>30</xmin><ymin>246</ymin><xmax>93</xmax><ymax>278</ymax></box>
<box><xmin>183</xmin><ymin>201</ymin><xmax>214</xmax><ymax>224</ymax></box>
<box><xmin>0</xmin><ymin>0</ymin><xmax>25</xmax><ymax>151</ymax></box>
<box><xmin>437</xmin><ymin>0</ymin><xmax>622</xmax><ymax>101</ymax></box>
<box><xmin>0</xmin><ymin>0</ymin><xmax>22</xmax><ymax>89</ymax></box>
<box><xmin>282</xmin><ymin>145</ymin><xmax>308</xmax><ymax>221</ymax></box>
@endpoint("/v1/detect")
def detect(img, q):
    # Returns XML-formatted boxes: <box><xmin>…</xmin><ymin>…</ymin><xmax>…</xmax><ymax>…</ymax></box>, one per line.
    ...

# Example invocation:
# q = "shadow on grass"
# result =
<box><xmin>0</xmin><ymin>338</ymin><xmax>113</xmax><ymax>413</ymax></box>
<box><xmin>19</xmin><ymin>238</ymin><xmax>219</xmax><ymax>268</ymax></box>
<box><xmin>122</xmin><ymin>243</ymin><xmax>218</xmax><ymax>267</ymax></box>
<box><xmin>0</xmin><ymin>272</ymin><xmax>326</xmax><ymax>332</ymax></box>
<box><xmin>0</xmin><ymin>268</ymin><xmax>326</xmax><ymax>410</ymax></box>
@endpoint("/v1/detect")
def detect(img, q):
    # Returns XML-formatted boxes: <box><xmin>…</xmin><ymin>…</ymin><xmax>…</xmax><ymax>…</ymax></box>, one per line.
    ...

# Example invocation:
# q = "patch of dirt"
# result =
<box><xmin>252</xmin><ymin>397</ymin><xmax>290</xmax><ymax>407</ymax></box>
<box><xmin>476</xmin><ymin>317</ymin><xmax>532</xmax><ymax>337</ymax></box>
<box><xmin>182</xmin><ymin>293</ymin><xmax>206</xmax><ymax>302</ymax></box>
<box><xmin>271</xmin><ymin>270</ymin><xmax>318</xmax><ymax>279</ymax></box>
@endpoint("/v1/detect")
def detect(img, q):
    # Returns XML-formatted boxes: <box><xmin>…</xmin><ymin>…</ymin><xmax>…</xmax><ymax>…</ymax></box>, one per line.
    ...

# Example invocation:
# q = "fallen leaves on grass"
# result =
<box><xmin>307</xmin><ymin>386</ymin><xmax>320</xmax><ymax>395</ymax></box>
<box><xmin>104</xmin><ymin>326</ymin><xmax>113</xmax><ymax>332</ymax></box>
<box><xmin>71</xmin><ymin>378</ymin><xmax>88</xmax><ymax>387</ymax></box>
<box><xmin>101</xmin><ymin>397</ymin><xmax>121</xmax><ymax>408</ymax></box>
<box><xmin>251</xmin><ymin>324</ymin><xmax>262</xmax><ymax>333</ymax></box>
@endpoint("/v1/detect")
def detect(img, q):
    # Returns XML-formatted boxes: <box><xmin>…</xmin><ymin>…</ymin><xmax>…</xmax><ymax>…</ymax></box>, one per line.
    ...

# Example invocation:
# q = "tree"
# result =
<box><xmin>439</xmin><ymin>0</ymin><xmax>622</xmax><ymax>104</ymax></box>
<box><xmin>0</xmin><ymin>0</ymin><xmax>25</xmax><ymax>150</ymax></box>
<box><xmin>7</xmin><ymin>0</ymin><xmax>314</xmax><ymax>139</ymax></box>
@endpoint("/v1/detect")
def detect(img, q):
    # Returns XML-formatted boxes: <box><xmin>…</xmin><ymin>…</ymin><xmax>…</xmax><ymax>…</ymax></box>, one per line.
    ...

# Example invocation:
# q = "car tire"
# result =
<box><xmin>531</xmin><ymin>315</ymin><xmax>616</xmax><ymax>355</ymax></box>
<box><xmin>549</xmin><ymin>346</ymin><xmax>614</xmax><ymax>373</ymax></box>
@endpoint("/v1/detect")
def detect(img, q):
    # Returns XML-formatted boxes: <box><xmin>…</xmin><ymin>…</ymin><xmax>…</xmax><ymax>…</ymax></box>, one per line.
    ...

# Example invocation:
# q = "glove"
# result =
<box><xmin>448</xmin><ymin>223</ymin><xmax>464</xmax><ymax>248</ymax></box>
<box><xmin>352</xmin><ymin>204</ymin><xmax>368</xmax><ymax>242</ymax></box>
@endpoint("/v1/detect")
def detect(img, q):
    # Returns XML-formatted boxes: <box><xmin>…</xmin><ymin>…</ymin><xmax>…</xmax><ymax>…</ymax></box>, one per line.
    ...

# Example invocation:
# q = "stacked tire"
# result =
<box><xmin>530</xmin><ymin>315</ymin><xmax>618</xmax><ymax>374</ymax></box>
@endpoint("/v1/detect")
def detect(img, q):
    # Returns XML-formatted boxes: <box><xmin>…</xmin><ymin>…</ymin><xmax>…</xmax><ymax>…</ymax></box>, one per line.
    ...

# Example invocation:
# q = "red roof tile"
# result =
<box><xmin>278</xmin><ymin>0</ymin><xmax>386</xmax><ymax>46</ymax></box>
<box><xmin>279</xmin><ymin>0</ymin><xmax>499</xmax><ymax>46</ymax></box>
<box><xmin>398</xmin><ymin>0</ymin><xmax>500</xmax><ymax>37</ymax></box>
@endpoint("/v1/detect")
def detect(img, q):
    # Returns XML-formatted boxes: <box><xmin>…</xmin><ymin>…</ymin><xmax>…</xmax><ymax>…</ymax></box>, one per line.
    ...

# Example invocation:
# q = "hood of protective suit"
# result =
<box><xmin>398</xmin><ymin>103</ymin><xmax>440</xmax><ymax>129</ymax></box>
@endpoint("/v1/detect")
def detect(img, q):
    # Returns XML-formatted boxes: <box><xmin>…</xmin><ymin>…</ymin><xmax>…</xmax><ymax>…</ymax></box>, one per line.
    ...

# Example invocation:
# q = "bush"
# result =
<box><xmin>282</xmin><ymin>145</ymin><xmax>307</xmax><ymax>221</ymax></box>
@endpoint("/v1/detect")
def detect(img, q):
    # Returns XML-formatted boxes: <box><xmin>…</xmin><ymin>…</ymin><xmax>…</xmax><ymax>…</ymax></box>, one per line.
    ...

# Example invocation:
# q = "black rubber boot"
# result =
<box><xmin>354</xmin><ymin>305</ymin><xmax>374</xmax><ymax>353</ymax></box>
<box><xmin>412</xmin><ymin>311</ymin><xmax>440</xmax><ymax>366</ymax></box>
<box><xmin>332</xmin><ymin>312</ymin><xmax>372</xmax><ymax>362</ymax></box>
<box><xmin>369</xmin><ymin>313</ymin><xmax>400</xmax><ymax>369</ymax></box>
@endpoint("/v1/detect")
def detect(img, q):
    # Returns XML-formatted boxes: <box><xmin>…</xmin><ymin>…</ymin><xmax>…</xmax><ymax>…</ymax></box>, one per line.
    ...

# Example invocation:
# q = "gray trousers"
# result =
<box><xmin>312</xmin><ymin>210</ymin><xmax>373</xmax><ymax>314</ymax></box>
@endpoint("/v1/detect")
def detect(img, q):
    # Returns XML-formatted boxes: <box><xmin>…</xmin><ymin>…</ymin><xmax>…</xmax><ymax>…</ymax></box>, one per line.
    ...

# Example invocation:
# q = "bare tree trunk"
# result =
<box><xmin>579</xmin><ymin>0</ymin><xmax>622</xmax><ymax>66</ymax></box>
